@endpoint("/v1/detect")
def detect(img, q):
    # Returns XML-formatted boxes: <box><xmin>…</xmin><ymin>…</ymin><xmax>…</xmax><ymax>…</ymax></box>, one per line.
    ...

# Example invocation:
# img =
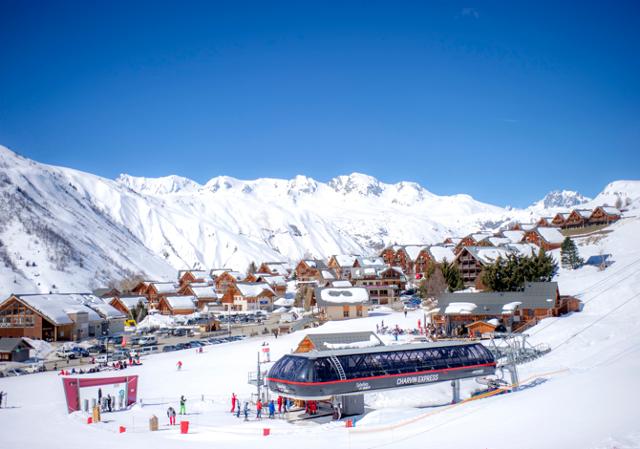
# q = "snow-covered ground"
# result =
<box><xmin>2</xmin><ymin>217</ymin><xmax>640</xmax><ymax>448</ymax></box>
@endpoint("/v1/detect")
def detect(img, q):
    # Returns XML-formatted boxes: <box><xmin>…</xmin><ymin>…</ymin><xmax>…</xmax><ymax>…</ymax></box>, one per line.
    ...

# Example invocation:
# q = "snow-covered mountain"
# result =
<box><xmin>529</xmin><ymin>190</ymin><xmax>591</xmax><ymax>210</ymax></box>
<box><xmin>0</xmin><ymin>144</ymin><xmax>638</xmax><ymax>295</ymax></box>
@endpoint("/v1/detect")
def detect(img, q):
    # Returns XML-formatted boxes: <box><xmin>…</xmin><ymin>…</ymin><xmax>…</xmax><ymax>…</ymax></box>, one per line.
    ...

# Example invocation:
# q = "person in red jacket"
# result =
<box><xmin>256</xmin><ymin>399</ymin><xmax>263</xmax><ymax>419</ymax></box>
<box><xmin>230</xmin><ymin>393</ymin><xmax>237</xmax><ymax>413</ymax></box>
<box><xmin>277</xmin><ymin>395</ymin><xmax>283</xmax><ymax>414</ymax></box>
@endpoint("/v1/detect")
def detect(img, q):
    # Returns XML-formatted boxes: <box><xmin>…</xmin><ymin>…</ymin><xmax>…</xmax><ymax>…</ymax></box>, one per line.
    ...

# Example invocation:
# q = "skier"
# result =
<box><xmin>0</xmin><ymin>391</ymin><xmax>4</xmax><ymax>408</ymax></box>
<box><xmin>230</xmin><ymin>392</ymin><xmax>237</xmax><ymax>413</ymax></box>
<box><xmin>256</xmin><ymin>399</ymin><xmax>262</xmax><ymax>419</ymax></box>
<box><xmin>167</xmin><ymin>406</ymin><xmax>177</xmax><ymax>425</ymax></box>
<box><xmin>268</xmin><ymin>400</ymin><xmax>275</xmax><ymax>419</ymax></box>
<box><xmin>179</xmin><ymin>395</ymin><xmax>187</xmax><ymax>415</ymax></box>
<box><xmin>404</xmin><ymin>308</ymin><xmax>408</xmax><ymax>318</ymax></box>
<box><xmin>176</xmin><ymin>361</ymin><xmax>183</xmax><ymax>371</ymax></box>
<box><xmin>277</xmin><ymin>395</ymin><xmax>283</xmax><ymax>414</ymax></box>
<box><xmin>235</xmin><ymin>401</ymin><xmax>241</xmax><ymax>418</ymax></box>
<box><xmin>282</xmin><ymin>396</ymin><xmax>288</xmax><ymax>413</ymax></box>
<box><xmin>243</xmin><ymin>401</ymin><xmax>249</xmax><ymax>421</ymax></box>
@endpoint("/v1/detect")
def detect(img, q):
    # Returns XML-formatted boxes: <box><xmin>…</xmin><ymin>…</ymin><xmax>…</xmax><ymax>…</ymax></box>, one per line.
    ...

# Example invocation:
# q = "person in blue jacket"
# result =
<box><xmin>268</xmin><ymin>400</ymin><xmax>275</xmax><ymax>418</ymax></box>
<box><xmin>243</xmin><ymin>401</ymin><xmax>250</xmax><ymax>421</ymax></box>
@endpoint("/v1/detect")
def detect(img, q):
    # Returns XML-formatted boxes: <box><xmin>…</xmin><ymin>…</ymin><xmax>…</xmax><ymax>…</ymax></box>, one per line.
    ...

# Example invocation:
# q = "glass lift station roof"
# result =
<box><xmin>266</xmin><ymin>341</ymin><xmax>496</xmax><ymax>400</ymax></box>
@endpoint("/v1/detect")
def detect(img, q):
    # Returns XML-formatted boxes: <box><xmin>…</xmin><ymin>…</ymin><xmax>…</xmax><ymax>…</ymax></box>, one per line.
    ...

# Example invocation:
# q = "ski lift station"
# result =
<box><xmin>266</xmin><ymin>331</ymin><xmax>498</xmax><ymax>417</ymax></box>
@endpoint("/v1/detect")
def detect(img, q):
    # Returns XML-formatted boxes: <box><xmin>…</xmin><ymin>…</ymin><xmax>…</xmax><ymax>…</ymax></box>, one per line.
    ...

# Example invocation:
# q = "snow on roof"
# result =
<box><xmin>444</xmin><ymin>302</ymin><xmax>478</xmax><ymax>315</ymax></box>
<box><xmin>332</xmin><ymin>255</ymin><xmax>359</xmax><ymax>267</ymax></box>
<box><xmin>357</xmin><ymin>256</ymin><xmax>385</xmax><ymax>267</ymax></box>
<box><xmin>13</xmin><ymin>294</ymin><xmax>104</xmax><ymax>325</ymax></box>
<box><xmin>600</xmin><ymin>206</ymin><xmax>621</xmax><ymax>215</ymax></box>
<box><xmin>506</xmin><ymin>243</ymin><xmax>538</xmax><ymax>257</ymax></box>
<box><xmin>502</xmin><ymin>301</ymin><xmax>522</xmax><ymax>313</ymax></box>
<box><xmin>236</xmin><ymin>282</ymin><xmax>274</xmax><ymax>297</ymax></box>
<box><xmin>304</xmin><ymin>259</ymin><xmax>318</xmax><ymax>268</ymax></box>
<box><xmin>317</xmin><ymin>287</ymin><xmax>369</xmax><ymax>305</ymax></box>
<box><xmin>321</xmin><ymin>270</ymin><xmax>336</xmax><ymax>280</ymax></box>
<box><xmin>189</xmin><ymin>286</ymin><xmax>218</xmax><ymax>299</ymax></box>
<box><xmin>324</xmin><ymin>335</ymin><xmax>381</xmax><ymax>350</ymax></box>
<box><xmin>113</xmin><ymin>296</ymin><xmax>147</xmax><ymax>311</ymax></box>
<box><xmin>463</xmin><ymin>247</ymin><xmax>513</xmax><ymax>265</ymax></box>
<box><xmin>273</xmin><ymin>297</ymin><xmax>295</xmax><ymax>307</ymax></box>
<box><xmin>428</xmin><ymin>246</ymin><xmax>455</xmax><ymax>263</ymax></box>
<box><xmin>471</xmin><ymin>233</ymin><xmax>492</xmax><ymax>242</ymax></box>
<box><xmin>501</xmin><ymin>230</ymin><xmax>525</xmax><ymax>243</ymax></box>
<box><xmin>163</xmin><ymin>295</ymin><xmax>196</xmax><ymax>310</ymax></box>
<box><xmin>81</xmin><ymin>295</ymin><xmax>127</xmax><ymax>319</ymax></box>
<box><xmin>263</xmin><ymin>262</ymin><xmax>290</xmax><ymax>275</ymax></box>
<box><xmin>403</xmin><ymin>245</ymin><xmax>426</xmax><ymax>261</ymax></box>
<box><xmin>521</xmin><ymin>224</ymin><xmax>537</xmax><ymax>231</ymax></box>
<box><xmin>488</xmin><ymin>237</ymin><xmax>510</xmax><ymax>246</ymax></box>
<box><xmin>486</xmin><ymin>318</ymin><xmax>500</xmax><ymax>326</ymax></box>
<box><xmin>536</xmin><ymin>227</ymin><xmax>565</xmax><ymax>244</ymax></box>
<box><xmin>573</xmin><ymin>209</ymin><xmax>592</xmax><ymax>219</ymax></box>
<box><xmin>259</xmin><ymin>275</ymin><xmax>287</xmax><ymax>286</ymax></box>
<box><xmin>151</xmin><ymin>282</ymin><xmax>179</xmax><ymax>294</ymax></box>
<box><xmin>331</xmin><ymin>280</ymin><xmax>353</xmax><ymax>288</ymax></box>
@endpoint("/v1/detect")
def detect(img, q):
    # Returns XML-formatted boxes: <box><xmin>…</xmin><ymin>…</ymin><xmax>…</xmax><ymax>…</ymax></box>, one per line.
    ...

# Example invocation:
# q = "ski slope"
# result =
<box><xmin>1</xmin><ymin>218</ymin><xmax>639</xmax><ymax>448</ymax></box>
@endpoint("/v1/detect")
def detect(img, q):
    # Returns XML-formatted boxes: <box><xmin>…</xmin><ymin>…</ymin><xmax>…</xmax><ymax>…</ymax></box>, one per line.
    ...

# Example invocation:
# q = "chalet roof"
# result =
<box><xmin>235</xmin><ymin>282</ymin><xmax>274</xmax><ymax>297</ymax></box>
<box><xmin>300</xmin><ymin>332</ymin><xmax>384</xmax><ymax>352</ymax></box>
<box><xmin>470</xmin><ymin>233</ymin><xmax>492</xmax><ymax>242</ymax></box>
<box><xmin>189</xmin><ymin>286</ymin><xmax>219</xmax><ymax>299</ymax></box>
<box><xmin>163</xmin><ymin>295</ymin><xmax>196</xmax><ymax>311</ymax></box>
<box><xmin>151</xmin><ymin>282</ymin><xmax>180</xmax><ymax>294</ymax></box>
<box><xmin>260</xmin><ymin>262</ymin><xmax>291</xmax><ymax>276</ymax></box>
<box><xmin>505</xmin><ymin>243</ymin><xmax>538</xmax><ymax>257</ymax></box>
<box><xmin>331</xmin><ymin>280</ymin><xmax>353</xmax><ymax>288</ymax></box>
<box><xmin>331</xmin><ymin>255</ymin><xmax>359</xmax><ymax>267</ymax></box>
<box><xmin>437</xmin><ymin>282</ymin><xmax>559</xmax><ymax>315</ymax></box>
<box><xmin>81</xmin><ymin>296</ymin><xmax>127</xmax><ymax>319</ymax></box>
<box><xmin>599</xmin><ymin>206</ymin><xmax>621</xmax><ymax>215</ymax></box>
<box><xmin>273</xmin><ymin>297</ymin><xmax>295</xmax><ymax>307</ymax></box>
<box><xmin>404</xmin><ymin>245</ymin><xmax>427</xmax><ymax>261</ymax></box>
<box><xmin>109</xmin><ymin>296</ymin><xmax>147</xmax><ymax>312</ymax></box>
<box><xmin>0</xmin><ymin>337</ymin><xmax>35</xmax><ymax>353</ymax></box>
<box><xmin>487</xmin><ymin>237</ymin><xmax>510</xmax><ymax>247</ymax></box>
<box><xmin>427</xmin><ymin>246</ymin><xmax>456</xmax><ymax>263</ymax></box>
<box><xmin>256</xmin><ymin>275</ymin><xmax>287</xmax><ymax>287</ymax></box>
<box><xmin>572</xmin><ymin>209</ymin><xmax>592</xmax><ymax>219</ymax></box>
<box><xmin>320</xmin><ymin>269</ymin><xmax>337</xmax><ymax>281</ymax></box>
<box><xmin>501</xmin><ymin>230</ymin><xmax>525</xmax><ymax>243</ymax></box>
<box><xmin>520</xmin><ymin>224</ymin><xmax>537</xmax><ymax>231</ymax></box>
<box><xmin>533</xmin><ymin>227</ymin><xmax>565</xmax><ymax>244</ymax></box>
<box><xmin>8</xmin><ymin>294</ymin><xmax>105</xmax><ymax>325</ymax></box>
<box><xmin>356</xmin><ymin>256</ymin><xmax>386</xmax><ymax>268</ymax></box>
<box><xmin>457</xmin><ymin>246</ymin><xmax>513</xmax><ymax>265</ymax></box>
<box><xmin>315</xmin><ymin>287</ymin><xmax>370</xmax><ymax>306</ymax></box>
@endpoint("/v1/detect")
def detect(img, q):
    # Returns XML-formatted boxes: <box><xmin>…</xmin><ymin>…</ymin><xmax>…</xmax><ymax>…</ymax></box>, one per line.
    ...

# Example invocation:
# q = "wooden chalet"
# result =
<box><xmin>108</xmin><ymin>296</ymin><xmax>148</xmax><ymax>316</ymax></box>
<box><xmin>379</xmin><ymin>245</ymin><xmax>412</xmax><ymax>274</ymax></box>
<box><xmin>523</xmin><ymin>227</ymin><xmax>565</xmax><ymax>251</ymax></box>
<box><xmin>294</xmin><ymin>259</ymin><xmax>333</xmax><ymax>282</ymax></box>
<box><xmin>221</xmin><ymin>282</ymin><xmax>276</xmax><ymax>312</ymax></box>
<box><xmin>351</xmin><ymin>266</ymin><xmax>407</xmax><ymax>306</ymax></box>
<box><xmin>0</xmin><ymin>294</ymin><xmax>109</xmax><ymax>341</ymax></box>
<box><xmin>564</xmin><ymin>209</ymin><xmax>592</xmax><ymax>228</ymax></box>
<box><xmin>455</xmin><ymin>246</ymin><xmax>512</xmax><ymax>288</ymax></box>
<box><xmin>551</xmin><ymin>213</ymin><xmax>570</xmax><ymax>227</ymax></box>
<box><xmin>178</xmin><ymin>284</ymin><xmax>219</xmax><ymax>311</ymax></box>
<box><xmin>158</xmin><ymin>295</ymin><xmax>196</xmax><ymax>315</ymax></box>
<box><xmin>465</xmin><ymin>321</ymin><xmax>497</xmax><ymax>339</ymax></box>
<box><xmin>434</xmin><ymin>282</ymin><xmax>580</xmax><ymax>335</ymax></box>
<box><xmin>0</xmin><ymin>337</ymin><xmax>35</xmax><ymax>362</ymax></box>
<box><xmin>589</xmin><ymin>206</ymin><xmax>621</xmax><ymax>226</ymax></box>
<box><xmin>536</xmin><ymin>217</ymin><xmax>553</xmax><ymax>227</ymax></box>
<box><xmin>327</xmin><ymin>255</ymin><xmax>359</xmax><ymax>280</ymax></box>
<box><xmin>255</xmin><ymin>274</ymin><xmax>287</xmax><ymax>296</ymax></box>
<box><xmin>257</xmin><ymin>262</ymin><xmax>291</xmax><ymax>277</ymax></box>
<box><xmin>214</xmin><ymin>271</ymin><xmax>244</xmax><ymax>295</ymax></box>
<box><xmin>178</xmin><ymin>270</ymin><xmax>214</xmax><ymax>287</ymax></box>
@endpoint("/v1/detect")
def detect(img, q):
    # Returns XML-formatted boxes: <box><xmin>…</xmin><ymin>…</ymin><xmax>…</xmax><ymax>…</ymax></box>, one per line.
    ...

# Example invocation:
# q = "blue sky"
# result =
<box><xmin>0</xmin><ymin>1</ymin><xmax>638</xmax><ymax>207</ymax></box>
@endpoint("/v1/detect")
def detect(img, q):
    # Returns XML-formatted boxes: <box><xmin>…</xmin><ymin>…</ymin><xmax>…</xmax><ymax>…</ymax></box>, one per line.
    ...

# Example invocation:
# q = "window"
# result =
<box><xmin>343</xmin><ymin>307</ymin><xmax>350</xmax><ymax>318</ymax></box>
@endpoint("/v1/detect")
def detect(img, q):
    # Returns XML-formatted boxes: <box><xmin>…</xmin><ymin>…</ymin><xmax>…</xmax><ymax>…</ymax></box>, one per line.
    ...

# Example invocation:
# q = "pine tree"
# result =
<box><xmin>482</xmin><ymin>250</ymin><xmax>558</xmax><ymax>291</ymax></box>
<box><xmin>247</xmin><ymin>261</ymin><xmax>257</xmax><ymax>275</ymax></box>
<box><xmin>441</xmin><ymin>259</ymin><xmax>464</xmax><ymax>292</ymax></box>
<box><xmin>561</xmin><ymin>237</ymin><xmax>583</xmax><ymax>269</ymax></box>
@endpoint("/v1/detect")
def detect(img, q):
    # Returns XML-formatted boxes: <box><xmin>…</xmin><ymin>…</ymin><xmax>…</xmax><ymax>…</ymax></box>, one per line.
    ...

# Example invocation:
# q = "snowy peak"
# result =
<box><xmin>117</xmin><ymin>174</ymin><xmax>202</xmax><ymax>195</ymax></box>
<box><xmin>329</xmin><ymin>173</ymin><xmax>384</xmax><ymax>196</ymax></box>
<box><xmin>531</xmin><ymin>190</ymin><xmax>591</xmax><ymax>210</ymax></box>
<box><xmin>591</xmin><ymin>180</ymin><xmax>640</xmax><ymax>210</ymax></box>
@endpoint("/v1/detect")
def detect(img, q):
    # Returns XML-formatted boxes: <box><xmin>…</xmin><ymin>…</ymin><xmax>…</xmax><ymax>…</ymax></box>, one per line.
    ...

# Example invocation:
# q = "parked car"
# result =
<box><xmin>87</xmin><ymin>344</ymin><xmax>106</xmax><ymax>354</ymax></box>
<box><xmin>139</xmin><ymin>346</ymin><xmax>158</xmax><ymax>355</ymax></box>
<box><xmin>138</xmin><ymin>336</ymin><xmax>158</xmax><ymax>346</ymax></box>
<box><xmin>162</xmin><ymin>345</ymin><xmax>177</xmax><ymax>352</ymax></box>
<box><xmin>71</xmin><ymin>347</ymin><xmax>90</xmax><ymax>357</ymax></box>
<box><xmin>95</xmin><ymin>354</ymin><xmax>108</xmax><ymax>363</ymax></box>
